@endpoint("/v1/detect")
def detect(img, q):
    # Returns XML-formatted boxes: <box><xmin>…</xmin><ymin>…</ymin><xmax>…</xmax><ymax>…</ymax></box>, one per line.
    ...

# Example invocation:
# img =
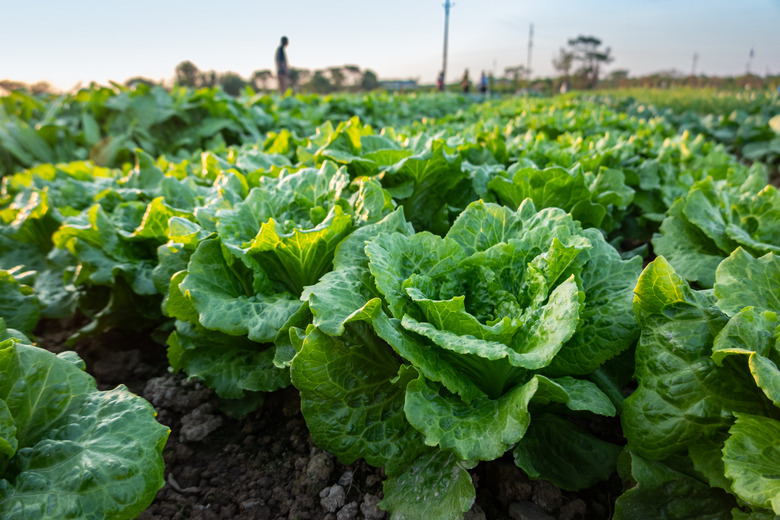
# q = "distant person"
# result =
<box><xmin>460</xmin><ymin>69</ymin><xmax>471</xmax><ymax>94</ymax></box>
<box><xmin>479</xmin><ymin>71</ymin><xmax>488</xmax><ymax>95</ymax></box>
<box><xmin>437</xmin><ymin>71</ymin><xmax>444</xmax><ymax>92</ymax></box>
<box><xmin>275</xmin><ymin>36</ymin><xmax>290</xmax><ymax>94</ymax></box>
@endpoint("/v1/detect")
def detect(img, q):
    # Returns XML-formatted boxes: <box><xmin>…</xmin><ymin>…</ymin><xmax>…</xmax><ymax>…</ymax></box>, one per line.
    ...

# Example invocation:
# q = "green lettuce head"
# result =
<box><xmin>292</xmin><ymin>199</ymin><xmax>641</xmax><ymax>519</ymax></box>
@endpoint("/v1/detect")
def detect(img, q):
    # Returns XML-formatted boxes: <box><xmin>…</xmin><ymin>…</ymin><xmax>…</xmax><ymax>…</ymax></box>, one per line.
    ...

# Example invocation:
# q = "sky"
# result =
<box><xmin>2</xmin><ymin>0</ymin><xmax>779</xmax><ymax>91</ymax></box>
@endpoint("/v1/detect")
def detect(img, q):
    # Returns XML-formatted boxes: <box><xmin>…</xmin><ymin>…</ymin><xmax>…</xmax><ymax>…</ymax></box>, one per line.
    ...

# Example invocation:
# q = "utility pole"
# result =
<box><xmin>691</xmin><ymin>52</ymin><xmax>698</xmax><ymax>76</ymax></box>
<box><xmin>747</xmin><ymin>48</ymin><xmax>754</xmax><ymax>75</ymax></box>
<box><xmin>527</xmin><ymin>23</ymin><xmax>534</xmax><ymax>80</ymax></box>
<box><xmin>442</xmin><ymin>0</ymin><xmax>454</xmax><ymax>87</ymax></box>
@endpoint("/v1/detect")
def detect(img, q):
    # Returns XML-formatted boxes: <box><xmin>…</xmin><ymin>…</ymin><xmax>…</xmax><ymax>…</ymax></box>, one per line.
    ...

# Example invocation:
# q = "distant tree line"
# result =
<box><xmin>173</xmin><ymin>60</ymin><xmax>380</xmax><ymax>95</ymax></box>
<box><xmin>491</xmin><ymin>35</ymin><xmax>778</xmax><ymax>95</ymax></box>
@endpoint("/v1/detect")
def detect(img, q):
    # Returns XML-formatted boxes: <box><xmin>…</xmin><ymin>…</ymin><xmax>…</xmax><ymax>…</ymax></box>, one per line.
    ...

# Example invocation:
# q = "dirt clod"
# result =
<box><xmin>320</xmin><ymin>484</ymin><xmax>346</xmax><ymax>513</ymax></box>
<box><xmin>509</xmin><ymin>501</ymin><xmax>556</xmax><ymax>520</ymax></box>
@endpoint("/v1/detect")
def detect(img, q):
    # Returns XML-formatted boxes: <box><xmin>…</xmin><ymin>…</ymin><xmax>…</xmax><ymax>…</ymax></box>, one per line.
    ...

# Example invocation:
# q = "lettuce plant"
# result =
<box><xmin>163</xmin><ymin>160</ymin><xmax>394</xmax><ymax>401</ymax></box>
<box><xmin>291</xmin><ymin>199</ymin><xmax>641</xmax><ymax>519</ymax></box>
<box><xmin>618</xmin><ymin>250</ymin><xmax>780</xmax><ymax>518</ymax></box>
<box><xmin>0</xmin><ymin>269</ymin><xmax>39</xmax><ymax>335</ymax></box>
<box><xmin>486</xmin><ymin>164</ymin><xmax>634</xmax><ymax>231</ymax></box>
<box><xmin>0</xmin><ymin>320</ymin><xmax>169</xmax><ymax>519</ymax></box>
<box><xmin>653</xmin><ymin>171</ymin><xmax>778</xmax><ymax>287</ymax></box>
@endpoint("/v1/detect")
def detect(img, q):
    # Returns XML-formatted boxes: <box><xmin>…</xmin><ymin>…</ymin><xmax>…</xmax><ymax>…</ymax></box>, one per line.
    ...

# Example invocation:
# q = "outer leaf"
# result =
<box><xmin>687</xmin><ymin>433</ymin><xmax>732</xmax><ymax>491</ymax></box>
<box><xmin>0</xmin><ymin>325</ymin><xmax>169</xmax><ymax>520</ymax></box>
<box><xmin>513</xmin><ymin>413</ymin><xmax>622</xmax><ymax>491</ymax></box>
<box><xmin>652</xmin><ymin>200</ymin><xmax>724</xmax><ymax>288</ymax></box>
<box><xmin>379</xmin><ymin>450</ymin><xmax>476</xmax><ymax>520</ymax></box>
<box><xmin>0</xmin><ymin>270</ymin><xmax>39</xmax><ymax>335</ymax></box>
<box><xmin>715</xmin><ymin>248</ymin><xmax>780</xmax><ymax>317</ymax></box>
<box><xmin>302</xmin><ymin>266</ymin><xmax>379</xmax><ymax>336</ymax></box>
<box><xmin>403</xmin><ymin>374</ymin><xmax>613</xmax><ymax>462</ymax></box>
<box><xmin>332</xmin><ymin>208</ymin><xmax>413</xmax><ymax>270</ymax></box>
<box><xmin>614</xmin><ymin>450</ymin><xmax>735</xmax><ymax>520</ymax></box>
<box><xmin>180</xmin><ymin>238</ymin><xmax>300</xmax><ymax>343</ymax></box>
<box><xmin>623</xmin><ymin>257</ymin><xmax>768</xmax><ymax>460</ymax></box>
<box><xmin>290</xmin><ymin>325</ymin><xmax>426</xmax><ymax>475</ymax></box>
<box><xmin>167</xmin><ymin>320</ymin><xmax>289</xmax><ymax>400</ymax></box>
<box><xmin>545</xmin><ymin>229</ymin><xmax>642</xmax><ymax>376</ymax></box>
<box><xmin>723</xmin><ymin>413</ymin><xmax>780</xmax><ymax>514</ymax></box>
<box><xmin>711</xmin><ymin>307</ymin><xmax>780</xmax><ymax>407</ymax></box>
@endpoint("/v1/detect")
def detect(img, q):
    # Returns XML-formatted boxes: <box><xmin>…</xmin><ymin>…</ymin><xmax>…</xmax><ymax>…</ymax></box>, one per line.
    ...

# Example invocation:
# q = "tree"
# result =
<box><xmin>360</xmin><ymin>70</ymin><xmax>380</xmax><ymax>91</ymax></box>
<box><xmin>504</xmin><ymin>65</ymin><xmax>529</xmax><ymax>91</ymax></box>
<box><xmin>328</xmin><ymin>67</ymin><xmax>346</xmax><ymax>91</ymax></box>
<box><xmin>309</xmin><ymin>70</ymin><xmax>332</xmax><ymax>94</ymax></box>
<box><xmin>251</xmin><ymin>70</ymin><xmax>273</xmax><ymax>92</ymax></box>
<box><xmin>552</xmin><ymin>49</ymin><xmax>574</xmax><ymax>80</ymax></box>
<box><xmin>200</xmin><ymin>70</ymin><xmax>217</xmax><ymax>88</ymax></box>
<box><xmin>175</xmin><ymin>60</ymin><xmax>200</xmax><ymax>88</ymax></box>
<box><xmin>552</xmin><ymin>48</ymin><xmax>574</xmax><ymax>93</ymax></box>
<box><xmin>566</xmin><ymin>35</ymin><xmax>613</xmax><ymax>89</ymax></box>
<box><xmin>125</xmin><ymin>77</ymin><xmax>157</xmax><ymax>89</ymax></box>
<box><xmin>289</xmin><ymin>68</ymin><xmax>310</xmax><ymax>91</ymax></box>
<box><xmin>343</xmin><ymin>65</ymin><xmax>362</xmax><ymax>90</ymax></box>
<box><xmin>219</xmin><ymin>72</ymin><xmax>246</xmax><ymax>96</ymax></box>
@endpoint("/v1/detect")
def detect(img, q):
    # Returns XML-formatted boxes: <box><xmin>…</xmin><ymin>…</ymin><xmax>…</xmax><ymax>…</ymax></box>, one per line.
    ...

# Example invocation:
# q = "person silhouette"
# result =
<box><xmin>275</xmin><ymin>36</ymin><xmax>290</xmax><ymax>93</ymax></box>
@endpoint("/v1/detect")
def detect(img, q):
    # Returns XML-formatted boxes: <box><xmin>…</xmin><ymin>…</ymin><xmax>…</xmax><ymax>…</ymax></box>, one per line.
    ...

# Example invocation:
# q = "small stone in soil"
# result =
<box><xmin>559</xmin><ymin>498</ymin><xmax>588</xmax><ymax>520</ymax></box>
<box><xmin>509</xmin><ymin>501</ymin><xmax>555</xmax><ymax>520</ymax></box>
<box><xmin>338</xmin><ymin>470</ymin><xmax>354</xmax><ymax>487</ymax></box>
<box><xmin>306</xmin><ymin>451</ymin><xmax>334</xmax><ymax>488</ymax></box>
<box><xmin>180</xmin><ymin>403</ymin><xmax>223</xmax><ymax>443</ymax></box>
<box><xmin>320</xmin><ymin>485</ymin><xmax>346</xmax><ymax>513</ymax></box>
<box><xmin>336</xmin><ymin>501</ymin><xmax>359</xmax><ymax>520</ymax></box>
<box><xmin>531</xmin><ymin>480</ymin><xmax>563</xmax><ymax>514</ymax></box>
<box><xmin>360</xmin><ymin>493</ymin><xmax>386</xmax><ymax>520</ymax></box>
<box><xmin>464</xmin><ymin>503</ymin><xmax>487</xmax><ymax>520</ymax></box>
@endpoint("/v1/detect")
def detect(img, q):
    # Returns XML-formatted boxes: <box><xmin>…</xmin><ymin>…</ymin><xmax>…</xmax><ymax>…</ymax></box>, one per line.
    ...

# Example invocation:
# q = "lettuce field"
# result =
<box><xmin>1</xmin><ymin>84</ymin><xmax>780</xmax><ymax>520</ymax></box>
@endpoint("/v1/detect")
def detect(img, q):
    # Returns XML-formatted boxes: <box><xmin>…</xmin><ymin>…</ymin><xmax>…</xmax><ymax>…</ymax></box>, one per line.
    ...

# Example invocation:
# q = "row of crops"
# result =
<box><xmin>1</xmin><ymin>87</ymin><xmax>780</xmax><ymax>519</ymax></box>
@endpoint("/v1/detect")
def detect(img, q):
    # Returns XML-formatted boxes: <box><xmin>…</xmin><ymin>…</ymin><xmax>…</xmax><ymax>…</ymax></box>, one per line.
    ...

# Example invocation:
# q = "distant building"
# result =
<box><xmin>379</xmin><ymin>79</ymin><xmax>418</xmax><ymax>91</ymax></box>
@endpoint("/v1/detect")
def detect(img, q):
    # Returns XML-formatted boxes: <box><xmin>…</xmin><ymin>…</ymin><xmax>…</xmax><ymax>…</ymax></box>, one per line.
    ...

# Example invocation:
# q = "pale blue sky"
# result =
<box><xmin>2</xmin><ymin>0</ymin><xmax>778</xmax><ymax>90</ymax></box>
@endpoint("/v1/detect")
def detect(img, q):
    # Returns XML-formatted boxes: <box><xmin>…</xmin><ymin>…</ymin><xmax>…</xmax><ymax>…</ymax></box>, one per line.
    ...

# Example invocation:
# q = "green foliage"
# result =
<box><xmin>0</xmin><ymin>320</ymin><xmax>169</xmax><ymax>520</ymax></box>
<box><xmin>3</xmin><ymin>87</ymin><xmax>780</xmax><ymax>519</ymax></box>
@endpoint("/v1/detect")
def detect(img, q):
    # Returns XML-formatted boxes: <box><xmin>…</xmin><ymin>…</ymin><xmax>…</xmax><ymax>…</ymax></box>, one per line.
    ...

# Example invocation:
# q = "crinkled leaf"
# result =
<box><xmin>652</xmin><ymin>200</ymin><xmax>725</xmax><ymax>288</ymax></box>
<box><xmin>623</xmin><ymin>257</ymin><xmax>768</xmax><ymax>460</ymax></box>
<box><xmin>366</xmin><ymin>232</ymin><xmax>465</xmax><ymax>319</ymax></box>
<box><xmin>332</xmin><ymin>208</ymin><xmax>413</xmax><ymax>270</ymax></box>
<box><xmin>614</xmin><ymin>450</ymin><xmax>736</xmax><ymax>520</ymax></box>
<box><xmin>379</xmin><ymin>450</ymin><xmax>476</xmax><ymax>520</ymax></box>
<box><xmin>404</xmin><ymin>374</ymin><xmax>612</xmax><ymax>462</ymax></box>
<box><xmin>715</xmin><ymin>248</ymin><xmax>780</xmax><ymax>317</ymax></box>
<box><xmin>724</xmin><ymin>413</ymin><xmax>780</xmax><ymax>515</ymax></box>
<box><xmin>513</xmin><ymin>413</ymin><xmax>622</xmax><ymax>491</ymax></box>
<box><xmin>0</xmin><ymin>270</ymin><xmax>39</xmax><ymax>335</ymax></box>
<box><xmin>247</xmin><ymin>205</ymin><xmax>353</xmax><ymax>294</ymax></box>
<box><xmin>167</xmin><ymin>320</ymin><xmax>289</xmax><ymax>400</ymax></box>
<box><xmin>180</xmin><ymin>238</ymin><xmax>300</xmax><ymax>343</ymax></box>
<box><xmin>0</xmin><ymin>325</ymin><xmax>168</xmax><ymax>520</ymax></box>
<box><xmin>290</xmin><ymin>325</ymin><xmax>425</xmax><ymax>475</ymax></box>
<box><xmin>711</xmin><ymin>307</ymin><xmax>780</xmax><ymax>406</ymax></box>
<box><xmin>302</xmin><ymin>266</ymin><xmax>380</xmax><ymax>336</ymax></box>
<box><xmin>545</xmin><ymin>229</ymin><xmax>641</xmax><ymax>376</ymax></box>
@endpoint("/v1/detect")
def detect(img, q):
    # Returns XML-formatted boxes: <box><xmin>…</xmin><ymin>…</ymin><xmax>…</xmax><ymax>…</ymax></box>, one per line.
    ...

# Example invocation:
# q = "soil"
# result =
<box><xmin>34</xmin><ymin>317</ymin><xmax>623</xmax><ymax>520</ymax></box>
